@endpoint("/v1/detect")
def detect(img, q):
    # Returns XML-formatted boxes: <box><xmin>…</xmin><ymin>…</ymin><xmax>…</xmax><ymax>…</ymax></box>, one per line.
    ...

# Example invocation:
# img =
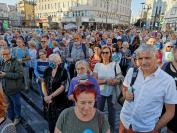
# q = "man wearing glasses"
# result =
<box><xmin>0</xmin><ymin>47</ymin><xmax>24</xmax><ymax>125</ymax></box>
<box><xmin>37</xmin><ymin>35</ymin><xmax>53</xmax><ymax>58</ymax></box>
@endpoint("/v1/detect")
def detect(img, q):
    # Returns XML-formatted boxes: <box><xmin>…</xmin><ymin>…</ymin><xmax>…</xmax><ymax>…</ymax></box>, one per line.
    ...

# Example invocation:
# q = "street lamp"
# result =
<box><xmin>140</xmin><ymin>2</ymin><xmax>145</xmax><ymax>28</ymax></box>
<box><xmin>143</xmin><ymin>4</ymin><xmax>151</xmax><ymax>28</ymax></box>
<box><xmin>105</xmin><ymin>0</ymin><xmax>110</xmax><ymax>30</ymax></box>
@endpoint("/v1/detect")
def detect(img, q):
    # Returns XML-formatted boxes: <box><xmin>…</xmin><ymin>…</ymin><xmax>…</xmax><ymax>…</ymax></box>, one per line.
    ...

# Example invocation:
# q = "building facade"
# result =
<box><xmin>164</xmin><ymin>0</ymin><xmax>177</xmax><ymax>31</ymax></box>
<box><xmin>17</xmin><ymin>0</ymin><xmax>35</xmax><ymax>27</ymax></box>
<box><xmin>144</xmin><ymin>0</ymin><xmax>177</xmax><ymax>30</ymax></box>
<box><xmin>35</xmin><ymin>0</ymin><xmax>132</xmax><ymax>29</ymax></box>
<box><xmin>0</xmin><ymin>3</ymin><xmax>21</xmax><ymax>32</ymax></box>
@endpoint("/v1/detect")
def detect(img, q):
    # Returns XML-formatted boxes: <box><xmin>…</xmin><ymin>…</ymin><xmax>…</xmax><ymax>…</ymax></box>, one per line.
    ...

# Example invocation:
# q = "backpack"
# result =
<box><xmin>69</xmin><ymin>43</ymin><xmax>87</xmax><ymax>59</ymax></box>
<box><xmin>117</xmin><ymin>67</ymin><xmax>138</xmax><ymax>106</ymax></box>
<box><xmin>161</xmin><ymin>62</ymin><xmax>170</xmax><ymax>71</ymax></box>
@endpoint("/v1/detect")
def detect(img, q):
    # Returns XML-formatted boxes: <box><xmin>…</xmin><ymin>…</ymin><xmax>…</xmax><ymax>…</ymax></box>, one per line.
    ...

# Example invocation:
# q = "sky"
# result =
<box><xmin>2</xmin><ymin>0</ymin><xmax>144</xmax><ymax>17</ymax></box>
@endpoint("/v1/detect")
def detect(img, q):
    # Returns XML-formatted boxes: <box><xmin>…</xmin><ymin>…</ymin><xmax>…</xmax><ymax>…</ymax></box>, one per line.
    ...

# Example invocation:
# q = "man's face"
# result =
<box><xmin>0</xmin><ymin>40</ymin><xmax>6</xmax><ymax>48</ymax></box>
<box><xmin>76</xmin><ymin>64</ymin><xmax>87</xmax><ymax>75</ymax></box>
<box><xmin>41</xmin><ymin>37</ymin><xmax>48</xmax><ymax>48</ymax></box>
<box><xmin>137</xmin><ymin>51</ymin><xmax>157</xmax><ymax>73</ymax></box>
<box><xmin>147</xmin><ymin>38</ymin><xmax>156</xmax><ymax>46</ymax></box>
<box><xmin>1</xmin><ymin>49</ymin><xmax>11</xmax><ymax>61</ymax></box>
<box><xmin>107</xmin><ymin>38</ymin><xmax>112</xmax><ymax>46</ymax></box>
<box><xmin>75</xmin><ymin>92</ymin><xmax>95</xmax><ymax>116</ymax></box>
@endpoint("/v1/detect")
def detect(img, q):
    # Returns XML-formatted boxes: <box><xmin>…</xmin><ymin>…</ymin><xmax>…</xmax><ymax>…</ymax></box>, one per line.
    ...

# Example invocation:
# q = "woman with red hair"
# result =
<box><xmin>0</xmin><ymin>89</ymin><xmax>16</xmax><ymax>133</ymax></box>
<box><xmin>54</xmin><ymin>81</ymin><xmax>110</xmax><ymax>133</ymax></box>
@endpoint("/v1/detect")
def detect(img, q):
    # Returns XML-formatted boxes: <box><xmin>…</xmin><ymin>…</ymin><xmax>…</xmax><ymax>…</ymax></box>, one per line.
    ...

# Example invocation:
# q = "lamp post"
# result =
<box><xmin>143</xmin><ymin>4</ymin><xmax>151</xmax><ymax>28</ymax></box>
<box><xmin>140</xmin><ymin>2</ymin><xmax>145</xmax><ymax>28</ymax></box>
<box><xmin>105</xmin><ymin>0</ymin><xmax>110</xmax><ymax>30</ymax></box>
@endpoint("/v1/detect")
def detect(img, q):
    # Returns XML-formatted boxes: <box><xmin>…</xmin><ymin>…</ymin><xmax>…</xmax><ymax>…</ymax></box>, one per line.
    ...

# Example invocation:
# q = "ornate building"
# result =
<box><xmin>35</xmin><ymin>0</ymin><xmax>132</xmax><ymax>29</ymax></box>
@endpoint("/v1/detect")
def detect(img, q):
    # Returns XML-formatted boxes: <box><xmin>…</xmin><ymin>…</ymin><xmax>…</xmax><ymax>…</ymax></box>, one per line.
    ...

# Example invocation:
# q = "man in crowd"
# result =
<box><xmin>119</xmin><ymin>44</ymin><xmax>177</xmax><ymax>133</ymax></box>
<box><xmin>0</xmin><ymin>47</ymin><xmax>24</xmax><ymax>125</ymax></box>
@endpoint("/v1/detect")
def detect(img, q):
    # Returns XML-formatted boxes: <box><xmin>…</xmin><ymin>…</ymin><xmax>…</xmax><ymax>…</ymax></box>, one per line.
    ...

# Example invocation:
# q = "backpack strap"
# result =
<box><xmin>69</xmin><ymin>44</ymin><xmax>73</xmax><ymax>57</ymax></box>
<box><xmin>114</xmin><ymin>62</ymin><xmax>117</xmax><ymax>77</ymax></box>
<box><xmin>130</xmin><ymin>67</ymin><xmax>138</xmax><ymax>87</ymax></box>
<box><xmin>81</xmin><ymin>44</ymin><xmax>87</xmax><ymax>59</ymax></box>
<box><xmin>1</xmin><ymin>123</ymin><xmax>14</xmax><ymax>133</ymax></box>
<box><xmin>161</xmin><ymin>62</ymin><xmax>170</xmax><ymax>71</ymax></box>
<box><xmin>97</xmin><ymin>111</ymin><xmax>105</xmax><ymax>133</ymax></box>
<box><xmin>69</xmin><ymin>43</ymin><xmax>87</xmax><ymax>59</ymax></box>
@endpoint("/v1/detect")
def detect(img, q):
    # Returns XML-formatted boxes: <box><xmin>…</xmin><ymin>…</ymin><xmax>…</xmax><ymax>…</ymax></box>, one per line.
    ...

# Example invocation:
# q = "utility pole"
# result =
<box><xmin>105</xmin><ymin>0</ymin><xmax>110</xmax><ymax>30</ymax></box>
<box><xmin>32</xmin><ymin>0</ymin><xmax>36</xmax><ymax>28</ymax></box>
<box><xmin>140</xmin><ymin>2</ymin><xmax>145</xmax><ymax>28</ymax></box>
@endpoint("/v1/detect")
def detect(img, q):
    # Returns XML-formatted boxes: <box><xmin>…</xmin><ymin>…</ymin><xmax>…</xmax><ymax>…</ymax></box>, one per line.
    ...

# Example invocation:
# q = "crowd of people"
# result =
<box><xmin>0</xmin><ymin>27</ymin><xmax>177</xmax><ymax>133</ymax></box>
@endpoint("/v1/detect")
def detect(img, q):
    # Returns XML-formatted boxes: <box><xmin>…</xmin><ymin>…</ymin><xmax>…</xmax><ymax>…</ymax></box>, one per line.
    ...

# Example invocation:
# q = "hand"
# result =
<box><xmin>106</xmin><ymin>79</ymin><xmax>115</xmax><ymax>86</ymax></box>
<box><xmin>38</xmin><ymin>77</ymin><xmax>44</xmax><ymax>82</ymax></box>
<box><xmin>44</xmin><ymin>95</ymin><xmax>52</xmax><ymax>104</ymax></box>
<box><xmin>151</xmin><ymin>129</ymin><xmax>159</xmax><ymax>133</ymax></box>
<box><xmin>0</xmin><ymin>71</ymin><xmax>6</xmax><ymax>77</ymax></box>
<box><xmin>125</xmin><ymin>91</ymin><xmax>134</xmax><ymax>101</ymax></box>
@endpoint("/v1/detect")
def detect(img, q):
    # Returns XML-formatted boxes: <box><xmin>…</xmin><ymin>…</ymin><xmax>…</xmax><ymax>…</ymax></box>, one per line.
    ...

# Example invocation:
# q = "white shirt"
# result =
<box><xmin>120</xmin><ymin>67</ymin><xmax>177</xmax><ymax>132</ymax></box>
<box><xmin>94</xmin><ymin>62</ymin><xmax>121</xmax><ymax>96</ymax></box>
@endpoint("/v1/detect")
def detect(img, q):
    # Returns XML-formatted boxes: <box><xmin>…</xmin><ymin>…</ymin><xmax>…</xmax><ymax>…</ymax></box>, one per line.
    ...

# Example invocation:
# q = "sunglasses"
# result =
<box><xmin>41</xmin><ymin>41</ymin><xmax>46</xmax><ymax>43</ymax></box>
<box><xmin>167</xmin><ymin>46</ymin><xmax>173</xmax><ymax>48</ymax></box>
<box><xmin>101</xmin><ymin>52</ymin><xmax>110</xmax><ymax>55</ymax></box>
<box><xmin>39</xmin><ymin>53</ymin><xmax>46</xmax><ymax>57</ymax></box>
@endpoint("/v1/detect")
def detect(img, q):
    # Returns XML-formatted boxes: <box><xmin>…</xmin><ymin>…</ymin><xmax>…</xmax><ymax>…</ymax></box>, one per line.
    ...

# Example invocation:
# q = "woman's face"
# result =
<box><xmin>101</xmin><ymin>48</ymin><xmax>111</xmax><ymax>61</ymax></box>
<box><xmin>16</xmin><ymin>38</ymin><xmax>24</xmax><ymax>47</ymax></box>
<box><xmin>117</xmin><ymin>41</ymin><xmax>122</xmax><ymax>48</ymax></box>
<box><xmin>39</xmin><ymin>52</ymin><xmax>47</xmax><ymax>60</ymax></box>
<box><xmin>75</xmin><ymin>92</ymin><xmax>95</xmax><ymax>116</ymax></box>
<box><xmin>76</xmin><ymin>63</ymin><xmax>87</xmax><ymax>75</ymax></box>
<box><xmin>165</xmin><ymin>45</ymin><xmax>173</xmax><ymax>52</ymax></box>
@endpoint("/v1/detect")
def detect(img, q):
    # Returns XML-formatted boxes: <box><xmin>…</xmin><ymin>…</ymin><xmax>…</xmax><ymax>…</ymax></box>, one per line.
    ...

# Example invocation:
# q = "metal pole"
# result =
<box><xmin>106</xmin><ymin>0</ymin><xmax>109</xmax><ymax>30</ymax></box>
<box><xmin>140</xmin><ymin>2</ymin><xmax>145</xmax><ymax>28</ymax></box>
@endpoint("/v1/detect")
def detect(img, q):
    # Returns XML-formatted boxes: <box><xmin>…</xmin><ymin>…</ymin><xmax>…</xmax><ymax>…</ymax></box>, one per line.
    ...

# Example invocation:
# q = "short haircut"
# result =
<box><xmin>39</xmin><ymin>49</ymin><xmax>47</xmax><ymax>55</ymax></box>
<box><xmin>135</xmin><ymin>44</ymin><xmax>157</xmax><ymax>58</ymax></box>
<box><xmin>75</xmin><ymin>60</ymin><xmax>89</xmax><ymax>70</ymax></box>
<box><xmin>73</xmin><ymin>82</ymin><xmax>97</xmax><ymax>102</ymax></box>
<box><xmin>0</xmin><ymin>88</ymin><xmax>7</xmax><ymax>118</ymax></box>
<box><xmin>49</xmin><ymin>53</ymin><xmax>62</xmax><ymax>63</ymax></box>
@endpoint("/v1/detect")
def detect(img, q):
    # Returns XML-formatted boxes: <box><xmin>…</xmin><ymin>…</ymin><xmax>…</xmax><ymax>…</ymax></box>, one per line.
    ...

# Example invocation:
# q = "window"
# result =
<box><xmin>171</xmin><ymin>7</ymin><xmax>177</xmax><ymax>15</ymax></box>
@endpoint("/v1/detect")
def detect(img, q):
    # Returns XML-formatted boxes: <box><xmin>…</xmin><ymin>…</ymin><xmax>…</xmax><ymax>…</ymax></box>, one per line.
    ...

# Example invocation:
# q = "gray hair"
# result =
<box><xmin>75</xmin><ymin>60</ymin><xmax>89</xmax><ymax>70</ymax></box>
<box><xmin>49</xmin><ymin>54</ymin><xmax>62</xmax><ymax>63</ymax></box>
<box><xmin>135</xmin><ymin>44</ymin><xmax>157</xmax><ymax>58</ymax></box>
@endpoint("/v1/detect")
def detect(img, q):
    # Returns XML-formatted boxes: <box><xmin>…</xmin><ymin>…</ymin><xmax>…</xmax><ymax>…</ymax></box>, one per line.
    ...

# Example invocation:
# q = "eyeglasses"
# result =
<box><xmin>41</xmin><ymin>41</ymin><xmax>46</xmax><ymax>43</ymax></box>
<box><xmin>167</xmin><ymin>46</ymin><xmax>173</xmax><ymax>48</ymax></box>
<box><xmin>39</xmin><ymin>53</ymin><xmax>45</xmax><ymax>57</ymax></box>
<box><xmin>101</xmin><ymin>52</ymin><xmax>110</xmax><ymax>55</ymax></box>
<box><xmin>76</xmin><ymin>67</ymin><xmax>86</xmax><ymax>71</ymax></box>
<box><xmin>2</xmin><ymin>53</ymin><xmax>10</xmax><ymax>56</ymax></box>
<box><xmin>74</xmin><ymin>38</ymin><xmax>80</xmax><ymax>40</ymax></box>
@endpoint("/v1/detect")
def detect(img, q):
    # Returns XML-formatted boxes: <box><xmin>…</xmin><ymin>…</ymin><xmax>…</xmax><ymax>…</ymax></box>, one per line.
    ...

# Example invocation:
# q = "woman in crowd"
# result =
<box><xmin>162</xmin><ymin>42</ymin><xmax>174</xmax><ymax>63</ymax></box>
<box><xmin>162</xmin><ymin>46</ymin><xmax>177</xmax><ymax>133</ymax></box>
<box><xmin>43</xmin><ymin>54</ymin><xmax>69</xmax><ymax>133</ymax></box>
<box><xmin>93</xmin><ymin>46</ymin><xmax>122</xmax><ymax>133</ymax></box>
<box><xmin>88</xmin><ymin>45</ymin><xmax>101</xmax><ymax>71</ymax></box>
<box><xmin>12</xmin><ymin>36</ymin><xmax>31</xmax><ymax>90</ymax></box>
<box><xmin>28</xmin><ymin>40</ymin><xmax>37</xmax><ymax>86</ymax></box>
<box><xmin>120</xmin><ymin>42</ymin><xmax>131</xmax><ymax>76</ymax></box>
<box><xmin>112</xmin><ymin>43</ymin><xmax>122</xmax><ymax>64</ymax></box>
<box><xmin>68</xmin><ymin>60</ymin><xmax>100</xmax><ymax>102</ymax></box>
<box><xmin>52</xmin><ymin>41</ymin><xmax>60</xmax><ymax>54</ymax></box>
<box><xmin>54</xmin><ymin>82</ymin><xmax>110</xmax><ymax>133</ymax></box>
<box><xmin>34</xmin><ymin>49</ymin><xmax>49</xmax><ymax>96</ymax></box>
<box><xmin>117</xmin><ymin>39</ymin><xmax>123</xmax><ymax>49</ymax></box>
<box><xmin>0</xmin><ymin>88</ymin><xmax>16</xmax><ymax>133</ymax></box>
<box><xmin>129</xmin><ymin>35</ymin><xmax>140</xmax><ymax>54</ymax></box>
